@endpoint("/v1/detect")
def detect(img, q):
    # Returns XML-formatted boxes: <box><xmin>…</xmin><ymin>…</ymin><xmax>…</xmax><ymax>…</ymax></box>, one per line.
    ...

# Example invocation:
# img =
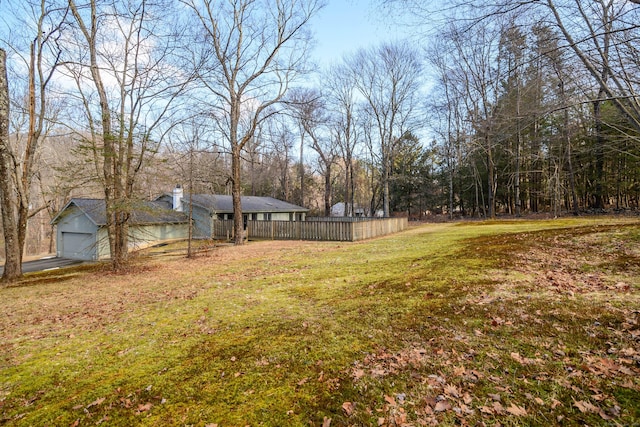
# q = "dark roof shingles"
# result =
<box><xmin>188</xmin><ymin>194</ymin><xmax>307</xmax><ymax>213</ymax></box>
<box><xmin>65</xmin><ymin>198</ymin><xmax>187</xmax><ymax>226</ymax></box>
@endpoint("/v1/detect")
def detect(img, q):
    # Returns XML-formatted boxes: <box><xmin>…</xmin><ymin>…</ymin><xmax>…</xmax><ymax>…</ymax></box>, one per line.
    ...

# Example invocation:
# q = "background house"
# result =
<box><xmin>51</xmin><ymin>198</ymin><xmax>188</xmax><ymax>260</ymax></box>
<box><xmin>330</xmin><ymin>202</ymin><xmax>366</xmax><ymax>217</ymax></box>
<box><xmin>156</xmin><ymin>187</ymin><xmax>309</xmax><ymax>239</ymax></box>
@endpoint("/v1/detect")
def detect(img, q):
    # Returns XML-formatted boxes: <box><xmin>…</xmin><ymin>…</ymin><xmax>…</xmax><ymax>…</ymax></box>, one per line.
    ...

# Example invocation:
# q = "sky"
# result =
<box><xmin>310</xmin><ymin>0</ymin><xmax>408</xmax><ymax>68</ymax></box>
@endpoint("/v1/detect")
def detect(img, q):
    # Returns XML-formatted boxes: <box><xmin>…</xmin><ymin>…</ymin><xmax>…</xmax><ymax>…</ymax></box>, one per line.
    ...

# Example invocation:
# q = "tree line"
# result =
<box><xmin>393</xmin><ymin>0</ymin><xmax>640</xmax><ymax>218</ymax></box>
<box><xmin>1</xmin><ymin>0</ymin><xmax>639</xmax><ymax>282</ymax></box>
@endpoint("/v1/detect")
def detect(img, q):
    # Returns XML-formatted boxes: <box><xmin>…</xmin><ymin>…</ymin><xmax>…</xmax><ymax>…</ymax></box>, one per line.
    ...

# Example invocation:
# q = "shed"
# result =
<box><xmin>51</xmin><ymin>198</ymin><xmax>189</xmax><ymax>260</ymax></box>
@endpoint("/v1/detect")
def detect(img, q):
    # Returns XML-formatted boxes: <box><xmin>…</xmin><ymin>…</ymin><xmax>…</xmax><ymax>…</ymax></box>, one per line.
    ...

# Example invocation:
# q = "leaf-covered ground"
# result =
<box><xmin>1</xmin><ymin>218</ymin><xmax>638</xmax><ymax>426</ymax></box>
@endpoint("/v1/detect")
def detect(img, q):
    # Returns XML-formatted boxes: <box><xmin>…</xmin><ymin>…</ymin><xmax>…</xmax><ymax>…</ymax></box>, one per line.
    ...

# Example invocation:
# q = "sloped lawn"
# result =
<box><xmin>1</xmin><ymin>218</ymin><xmax>639</xmax><ymax>426</ymax></box>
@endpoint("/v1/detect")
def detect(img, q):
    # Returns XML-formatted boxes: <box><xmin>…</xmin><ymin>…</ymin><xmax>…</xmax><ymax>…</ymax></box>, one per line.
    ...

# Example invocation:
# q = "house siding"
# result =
<box><xmin>271</xmin><ymin>212</ymin><xmax>291</xmax><ymax>221</ymax></box>
<box><xmin>128</xmin><ymin>223</ymin><xmax>189</xmax><ymax>251</ymax></box>
<box><xmin>97</xmin><ymin>228</ymin><xmax>110</xmax><ymax>260</ymax></box>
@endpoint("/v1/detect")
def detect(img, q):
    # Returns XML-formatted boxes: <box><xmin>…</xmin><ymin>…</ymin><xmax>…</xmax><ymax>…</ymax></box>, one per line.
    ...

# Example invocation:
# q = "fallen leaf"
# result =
<box><xmin>479</xmin><ymin>406</ymin><xmax>494</xmax><ymax>415</ymax></box>
<box><xmin>599</xmin><ymin>410</ymin><xmax>613</xmax><ymax>421</ymax></box>
<box><xmin>463</xmin><ymin>392</ymin><xmax>473</xmax><ymax>405</ymax></box>
<box><xmin>434</xmin><ymin>400</ymin><xmax>451</xmax><ymax>412</ymax></box>
<box><xmin>453</xmin><ymin>365</ymin><xmax>466</xmax><ymax>376</ymax></box>
<box><xmin>384</xmin><ymin>395</ymin><xmax>397</xmax><ymax>406</ymax></box>
<box><xmin>488</xmin><ymin>393</ymin><xmax>501</xmax><ymax>402</ymax></box>
<box><xmin>550</xmin><ymin>398</ymin><xmax>562</xmax><ymax>409</ymax></box>
<box><xmin>444</xmin><ymin>384</ymin><xmax>460</xmax><ymax>398</ymax></box>
<box><xmin>423</xmin><ymin>396</ymin><xmax>437</xmax><ymax>408</ymax></box>
<box><xmin>511</xmin><ymin>352</ymin><xmax>524</xmax><ymax>364</ymax></box>
<box><xmin>342</xmin><ymin>402</ymin><xmax>354</xmax><ymax>416</ymax></box>
<box><xmin>574</xmin><ymin>400</ymin><xmax>599</xmax><ymax>414</ymax></box>
<box><xmin>86</xmin><ymin>397</ymin><xmax>105</xmax><ymax>408</ymax></box>
<box><xmin>136</xmin><ymin>402</ymin><xmax>153</xmax><ymax>413</ymax></box>
<box><xmin>506</xmin><ymin>403</ymin><xmax>527</xmax><ymax>416</ymax></box>
<box><xmin>458</xmin><ymin>403</ymin><xmax>474</xmax><ymax>415</ymax></box>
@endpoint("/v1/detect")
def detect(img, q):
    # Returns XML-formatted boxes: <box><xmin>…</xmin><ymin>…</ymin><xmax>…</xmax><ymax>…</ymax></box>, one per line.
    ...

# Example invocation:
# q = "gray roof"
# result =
<box><xmin>52</xmin><ymin>198</ymin><xmax>188</xmax><ymax>226</ymax></box>
<box><xmin>187</xmin><ymin>194</ymin><xmax>308</xmax><ymax>214</ymax></box>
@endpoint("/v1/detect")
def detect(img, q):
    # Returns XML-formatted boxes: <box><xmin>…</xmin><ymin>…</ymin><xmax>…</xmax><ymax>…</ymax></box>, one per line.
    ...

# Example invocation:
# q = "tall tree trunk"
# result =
<box><xmin>324</xmin><ymin>162</ymin><xmax>332</xmax><ymax>217</ymax></box>
<box><xmin>0</xmin><ymin>49</ymin><xmax>22</xmax><ymax>283</ymax></box>
<box><xmin>448</xmin><ymin>153</ymin><xmax>454</xmax><ymax>220</ymax></box>
<box><xmin>486</xmin><ymin>133</ymin><xmax>495</xmax><ymax>219</ymax></box>
<box><xmin>299</xmin><ymin>127</ymin><xmax>305</xmax><ymax>207</ymax></box>
<box><xmin>383</xmin><ymin>149</ymin><xmax>391</xmax><ymax>217</ymax></box>
<box><xmin>592</xmin><ymin>87</ymin><xmax>606</xmax><ymax>209</ymax></box>
<box><xmin>232</xmin><ymin>141</ymin><xmax>244</xmax><ymax>245</ymax></box>
<box><xmin>514</xmin><ymin>79</ymin><xmax>521</xmax><ymax>217</ymax></box>
<box><xmin>564</xmin><ymin>99</ymin><xmax>579</xmax><ymax>216</ymax></box>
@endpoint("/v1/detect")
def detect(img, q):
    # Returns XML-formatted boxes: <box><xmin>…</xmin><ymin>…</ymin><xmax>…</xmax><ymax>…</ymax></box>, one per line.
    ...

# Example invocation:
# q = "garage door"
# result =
<box><xmin>61</xmin><ymin>232</ymin><xmax>96</xmax><ymax>260</ymax></box>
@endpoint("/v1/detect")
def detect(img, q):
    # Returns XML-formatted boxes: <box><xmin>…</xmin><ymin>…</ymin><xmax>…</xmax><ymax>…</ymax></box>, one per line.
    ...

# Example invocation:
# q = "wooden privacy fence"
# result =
<box><xmin>212</xmin><ymin>217</ymin><xmax>408</xmax><ymax>242</ymax></box>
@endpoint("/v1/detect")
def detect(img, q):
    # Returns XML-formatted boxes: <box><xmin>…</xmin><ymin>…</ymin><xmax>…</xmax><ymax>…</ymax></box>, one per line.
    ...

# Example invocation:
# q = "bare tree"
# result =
<box><xmin>287</xmin><ymin>87</ymin><xmax>336</xmax><ymax>216</ymax></box>
<box><xmin>383</xmin><ymin>0</ymin><xmax>640</xmax><ymax>214</ymax></box>
<box><xmin>348</xmin><ymin>42</ymin><xmax>422</xmax><ymax>217</ymax></box>
<box><xmin>325</xmin><ymin>62</ymin><xmax>361</xmax><ymax>217</ymax></box>
<box><xmin>0</xmin><ymin>48</ymin><xmax>19</xmax><ymax>283</ymax></box>
<box><xmin>543</xmin><ymin>0</ymin><xmax>640</xmax><ymax>208</ymax></box>
<box><xmin>182</xmin><ymin>0</ymin><xmax>324</xmax><ymax>244</ymax></box>
<box><xmin>428</xmin><ymin>38</ymin><xmax>469</xmax><ymax>219</ymax></box>
<box><xmin>66</xmin><ymin>0</ymin><xmax>188</xmax><ymax>270</ymax></box>
<box><xmin>265</xmin><ymin>119</ymin><xmax>295</xmax><ymax>201</ymax></box>
<box><xmin>0</xmin><ymin>1</ymin><xmax>67</xmax><ymax>282</ymax></box>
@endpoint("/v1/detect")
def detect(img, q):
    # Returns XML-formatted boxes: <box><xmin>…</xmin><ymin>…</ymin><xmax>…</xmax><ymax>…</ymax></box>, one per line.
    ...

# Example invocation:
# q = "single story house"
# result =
<box><xmin>155</xmin><ymin>188</ymin><xmax>309</xmax><ymax>239</ymax></box>
<box><xmin>51</xmin><ymin>198</ymin><xmax>189</xmax><ymax>260</ymax></box>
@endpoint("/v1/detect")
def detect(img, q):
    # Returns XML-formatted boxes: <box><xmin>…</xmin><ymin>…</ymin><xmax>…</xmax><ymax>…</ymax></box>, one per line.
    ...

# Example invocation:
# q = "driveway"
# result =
<box><xmin>0</xmin><ymin>257</ymin><xmax>84</xmax><ymax>275</ymax></box>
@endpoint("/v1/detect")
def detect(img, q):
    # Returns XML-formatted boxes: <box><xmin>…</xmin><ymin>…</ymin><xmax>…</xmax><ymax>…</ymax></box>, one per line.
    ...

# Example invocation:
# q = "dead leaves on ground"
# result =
<box><xmin>338</xmin><ymin>226</ymin><xmax>640</xmax><ymax>426</ymax></box>
<box><xmin>343</xmin><ymin>335</ymin><xmax>639</xmax><ymax>426</ymax></box>
<box><xmin>347</xmin><ymin>346</ymin><xmax>538</xmax><ymax>426</ymax></box>
<box><xmin>66</xmin><ymin>386</ymin><xmax>163</xmax><ymax>426</ymax></box>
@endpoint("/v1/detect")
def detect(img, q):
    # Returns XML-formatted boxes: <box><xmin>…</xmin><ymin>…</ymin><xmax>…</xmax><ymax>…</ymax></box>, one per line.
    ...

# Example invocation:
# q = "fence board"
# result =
<box><xmin>211</xmin><ymin>218</ymin><xmax>407</xmax><ymax>242</ymax></box>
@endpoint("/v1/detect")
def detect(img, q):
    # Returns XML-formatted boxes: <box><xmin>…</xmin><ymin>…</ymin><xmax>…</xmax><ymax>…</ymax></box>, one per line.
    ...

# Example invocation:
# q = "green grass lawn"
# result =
<box><xmin>1</xmin><ymin>218</ymin><xmax>639</xmax><ymax>426</ymax></box>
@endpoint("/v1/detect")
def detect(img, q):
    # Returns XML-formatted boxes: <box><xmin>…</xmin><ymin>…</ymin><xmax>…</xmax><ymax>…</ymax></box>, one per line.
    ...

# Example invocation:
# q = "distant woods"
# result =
<box><xmin>1</xmin><ymin>0</ymin><xmax>640</xmax><ymax>276</ymax></box>
<box><xmin>386</xmin><ymin>0</ymin><xmax>640</xmax><ymax>218</ymax></box>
